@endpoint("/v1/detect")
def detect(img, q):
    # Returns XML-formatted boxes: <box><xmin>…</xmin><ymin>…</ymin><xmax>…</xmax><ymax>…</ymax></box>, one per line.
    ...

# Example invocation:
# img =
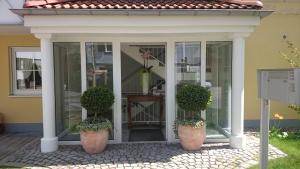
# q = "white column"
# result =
<box><xmin>230</xmin><ymin>34</ymin><xmax>247</xmax><ymax>149</ymax></box>
<box><xmin>112</xmin><ymin>41</ymin><xmax>122</xmax><ymax>143</ymax></box>
<box><xmin>166</xmin><ymin>40</ymin><xmax>176</xmax><ymax>142</ymax></box>
<box><xmin>36</xmin><ymin>34</ymin><xmax>58</xmax><ymax>153</ymax></box>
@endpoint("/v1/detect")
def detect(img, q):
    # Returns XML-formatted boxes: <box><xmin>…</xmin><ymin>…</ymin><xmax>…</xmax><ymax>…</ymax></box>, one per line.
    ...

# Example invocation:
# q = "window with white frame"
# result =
<box><xmin>11</xmin><ymin>47</ymin><xmax>42</xmax><ymax>96</ymax></box>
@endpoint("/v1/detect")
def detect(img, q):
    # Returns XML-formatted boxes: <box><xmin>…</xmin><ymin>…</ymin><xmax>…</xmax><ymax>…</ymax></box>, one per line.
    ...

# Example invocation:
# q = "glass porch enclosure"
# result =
<box><xmin>54</xmin><ymin>40</ymin><xmax>232</xmax><ymax>142</ymax></box>
<box><xmin>174</xmin><ymin>41</ymin><xmax>232</xmax><ymax>140</ymax></box>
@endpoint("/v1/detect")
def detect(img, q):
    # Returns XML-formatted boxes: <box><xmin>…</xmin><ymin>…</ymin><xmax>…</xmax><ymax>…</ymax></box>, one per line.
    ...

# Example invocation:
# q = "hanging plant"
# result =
<box><xmin>139</xmin><ymin>49</ymin><xmax>154</xmax><ymax>94</ymax></box>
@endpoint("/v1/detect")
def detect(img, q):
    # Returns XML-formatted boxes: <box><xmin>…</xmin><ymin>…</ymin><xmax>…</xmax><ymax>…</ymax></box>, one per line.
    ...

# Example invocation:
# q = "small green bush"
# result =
<box><xmin>176</xmin><ymin>83</ymin><xmax>211</xmax><ymax>112</ymax></box>
<box><xmin>270</xmin><ymin>127</ymin><xmax>300</xmax><ymax>140</ymax></box>
<box><xmin>289</xmin><ymin>104</ymin><xmax>300</xmax><ymax>114</ymax></box>
<box><xmin>78</xmin><ymin>86</ymin><xmax>114</xmax><ymax>131</ymax></box>
<box><xmin>81</xmin><ymin>86</ymin><xmax>114</xmax><ymax>118</ymax></box>
<box><xmin>175</xmin><ymin>83</ymin><xmax>212</xmax><ymax>128</ymax></box>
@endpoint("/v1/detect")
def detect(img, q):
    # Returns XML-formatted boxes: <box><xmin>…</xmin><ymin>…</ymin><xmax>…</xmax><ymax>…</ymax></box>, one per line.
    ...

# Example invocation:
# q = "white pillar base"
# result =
<box><xmin>230</xmin><ymin>135</ymin><xmax>246</xmax><ymax>149</ymax></box>
<box><xmin>41</xmin><ymin>137</ymin><xmax>58</xmax><ymax>153</ymax></box>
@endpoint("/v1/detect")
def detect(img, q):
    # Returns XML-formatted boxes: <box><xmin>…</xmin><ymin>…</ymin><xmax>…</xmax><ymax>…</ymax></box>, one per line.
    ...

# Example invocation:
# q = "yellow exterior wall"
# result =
<box><xmin>245</xmin><ymin>0</ymin><xmax>300</xmax><ymax>120</ymax></box>
<box><xmin>0</xmin><ymin>35</ymin><xmax>42</xmax><ymax>123</ymax></box>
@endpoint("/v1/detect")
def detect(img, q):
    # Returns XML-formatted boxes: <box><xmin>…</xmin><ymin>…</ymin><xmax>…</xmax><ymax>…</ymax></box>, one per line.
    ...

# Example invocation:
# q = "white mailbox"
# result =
<box><xmin>257</xmin><ymin>68</ymin><xmax>300</xmax><ymax>105</ymax></box>
<box><xmin>257</xmin><ymin>68</ymin><xmax>300</xmax><ymax>169</ymax></box>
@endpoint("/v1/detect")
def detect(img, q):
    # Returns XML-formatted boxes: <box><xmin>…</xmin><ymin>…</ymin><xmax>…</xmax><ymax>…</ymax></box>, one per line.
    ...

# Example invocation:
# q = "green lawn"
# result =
<box><xmin>249</xmin><ymin>137</ymin><xmax>300</xmax><ymax>169</ymax></box>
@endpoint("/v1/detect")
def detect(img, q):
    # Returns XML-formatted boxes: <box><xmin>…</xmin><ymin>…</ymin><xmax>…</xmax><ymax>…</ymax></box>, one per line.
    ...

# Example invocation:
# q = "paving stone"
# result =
<box><xmin>0</xmin><ymin>133</ymin><xmax>286</xmax><ymax>169</ymax></box>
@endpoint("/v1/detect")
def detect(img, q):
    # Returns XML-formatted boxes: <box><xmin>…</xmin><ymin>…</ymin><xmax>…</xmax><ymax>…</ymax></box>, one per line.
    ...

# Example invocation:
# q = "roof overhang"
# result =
<box><xmin>10</xmin><ymin>8</ymin><xmax>273</xmax><ymax>37</ymax></box>
<box><xmin>12</xmin><ymin>8</ymin><xmax>273</xmax><ymax>18</ymax></box>
<box><xmin>0</xmin><ymin>24</ymin><xmax>30</xmax><ymax>35</ymax></box>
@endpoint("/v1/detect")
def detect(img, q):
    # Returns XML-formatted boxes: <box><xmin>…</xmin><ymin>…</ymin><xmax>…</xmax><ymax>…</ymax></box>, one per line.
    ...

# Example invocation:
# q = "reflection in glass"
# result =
<box><xmin>54</xmin><ymin>42</ymin><xmax>82</xmax><ymax>141</ymax></box>
<box><xmin>176</xmin><ymin>42</ymin><xmax>201</xmax><ymax>83</ymax></box>
<box><xmin>86</xmin><ymin>42</ymin><xmax>114</xmax><ymax>139</ymax></box>
<box><xmin>206</xmin><ymin>41</ymin><xmax>232</xmax><ymax>139</ymax></box>
<box><xmin>175</xmin><ymin>42</ymin><xmax>201</xmax><ymax>138</ymax></box>
<box><xmin>15</xmin><ymin>51</ymin><xmax>42</xmax><ymax>90</ymax></box>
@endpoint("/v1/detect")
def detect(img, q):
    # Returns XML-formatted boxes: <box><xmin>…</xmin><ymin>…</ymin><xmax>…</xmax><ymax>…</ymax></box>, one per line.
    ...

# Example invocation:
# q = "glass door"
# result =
<box><xmin>85</xmin><ymin>42</ymin><xmax>114</xmax><ymax>139</ymax></box>
<box><xmin>175</xmin><ymin>42</ymin><xmax>201</xmax><ymax>83</ymax></box>
<box><xmin>206</xmin><ymin>41</ymin><xmax>232</xmax><ymax>139</ymax></box>
<box><xmin>175</xmin><ymin>42</ymin><xmax>202</xmax><ymax>137</ymax></box>
<box><xmin>54</xmin><ymin>42</ymin><xmax>82</xmax><ymax>141</ymax></box>
<box><xmin>120</xmin><ymin>42</ymin><xmax>166</xmax><ymax>142</ymax></box>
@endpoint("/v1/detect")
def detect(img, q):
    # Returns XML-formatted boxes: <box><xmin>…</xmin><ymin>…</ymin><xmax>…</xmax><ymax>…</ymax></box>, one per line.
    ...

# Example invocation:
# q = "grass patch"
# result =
<box><xmin>249</xmin><ymin>137</ymin><xmax>300</xmax><ymax>169</ymax></box>
<box><xmin>0</xmin><ymin>167</ymin><xmax>21</xmax><ymax>169</ymax></box>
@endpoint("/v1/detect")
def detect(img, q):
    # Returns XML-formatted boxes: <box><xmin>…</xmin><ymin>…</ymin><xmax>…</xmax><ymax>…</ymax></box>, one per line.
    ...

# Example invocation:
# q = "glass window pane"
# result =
<box><xmin>175</xmin><ymin>42</ymin><xmax>201</xmax><ymax>83</ymax></box>
<box><xmin>86</xmin><ymin>42</ymin><xmax>113</xmax><ymax>89</ymax></box>
<box><xmin>16</xmin><ymin>70</ymin><xmax>34</xmax><ymax>89</ymax></box>
<box><xmin>15</xmin><ymin>51</ymin><xmax>41</xmax><ymax>70</ymax></box>
<box><xmin>12</xmin><ymin>48</ymin><xmax>41</xmax><ymax>95</ymax></box>
<box><xmin>16</xmin><ymin>55</ymin><xmax>33</xmax><ymax>71</ymax></box>
<box><xmin>86</xmin><ymin>42</ymin><xmax>114</xmax><ymax>139</ymax></box>
<box><xmin>54</xmin><ymin>42</ymin><xmax>82</xmax><ymax>141</ymax></box>
<box><xmin>35</xmin><ymin>71</ymin><xmax>42</xmax><ymax>89</ymax></box>
<box><xmin>34</xmin><ymin>59</ymin><xmax>41</xmax><ymax>70</ymax></box>
<box><xmin>175</xmin><ymin>42</ymin><xmax>201</xmax><ymax>138</ymax></box>
<box><xmin>206</xmin><ymin>41</ymin><xmax>232</xmax><ymax>139</ymax></box>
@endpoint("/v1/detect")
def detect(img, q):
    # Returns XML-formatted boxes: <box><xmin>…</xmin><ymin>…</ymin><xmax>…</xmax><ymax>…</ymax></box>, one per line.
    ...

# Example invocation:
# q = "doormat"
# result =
<box><xmin>129</xmin><ymin>129</ymin><xmax>165</xmax><ymax>142</ymax></box>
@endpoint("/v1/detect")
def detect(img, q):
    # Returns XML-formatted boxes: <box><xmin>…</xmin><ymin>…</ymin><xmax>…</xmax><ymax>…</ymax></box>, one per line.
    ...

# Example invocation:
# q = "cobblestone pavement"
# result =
<box><xmin>0</xmin><ymin>135</ymin><xmax>286</xmax><ymax>169</ymax></box>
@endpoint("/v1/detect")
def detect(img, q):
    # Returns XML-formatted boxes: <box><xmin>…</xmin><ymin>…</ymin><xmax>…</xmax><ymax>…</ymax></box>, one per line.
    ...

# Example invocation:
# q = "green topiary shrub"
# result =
<box><xmin>175</xmin><ymin>83</ymin><xmax>211</xmax><ymax>128</ymax></box>
<box><xmin>78</xmin><ymin>86</ymin><xmax>114</xmax><ymax>131</ymax></box>
<box><xmin>176</xmin><ymin>83</ymin><xmax>211</xmax><ymax>112</ymax></box>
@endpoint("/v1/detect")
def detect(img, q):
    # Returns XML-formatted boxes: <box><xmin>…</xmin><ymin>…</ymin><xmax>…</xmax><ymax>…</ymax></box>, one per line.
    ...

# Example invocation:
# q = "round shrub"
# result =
<box><xmin>81</xmin><ymin>86</ymin><xmax>115</xmax><ymax>116</ymax></box>
<box><xmin>176</xmin><ymin>83</ymin><xmax>211</xmax><ymax>112</ymax></box>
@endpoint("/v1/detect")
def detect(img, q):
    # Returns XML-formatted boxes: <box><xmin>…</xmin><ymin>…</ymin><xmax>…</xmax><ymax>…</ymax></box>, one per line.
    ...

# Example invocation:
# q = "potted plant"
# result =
<box><xmin>140</xmin><ymin>49</ymin><xmax>153</xmax><ymax>95</ymax></box>
<box><xmin>140</xmin><ymin>66</ymin><xmax>153</xmax><ymax>95</ymax></box>
<box><xmin>78</xmin><ymin>86</ymin><xmax>114</xmax><ymax>154</ymax></box>
<box><xmin>175</xmin><ymin>83</ymin><xmax>211</xmax><ymax>150</ymax></box>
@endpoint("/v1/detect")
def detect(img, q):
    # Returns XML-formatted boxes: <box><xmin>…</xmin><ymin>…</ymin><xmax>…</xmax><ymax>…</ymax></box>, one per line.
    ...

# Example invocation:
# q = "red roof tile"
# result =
<box><xmin>24</xmin><ymin>0</ymin><xmax>263</xmax><ymax>10</ymax></box>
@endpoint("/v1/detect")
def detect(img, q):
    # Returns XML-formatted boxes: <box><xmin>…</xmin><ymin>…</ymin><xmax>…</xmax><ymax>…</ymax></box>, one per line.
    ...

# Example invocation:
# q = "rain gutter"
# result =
<box><xmin>11</xmin><ymin>8</ymin><xmax>273</xmax><ymax>18</ymax></box>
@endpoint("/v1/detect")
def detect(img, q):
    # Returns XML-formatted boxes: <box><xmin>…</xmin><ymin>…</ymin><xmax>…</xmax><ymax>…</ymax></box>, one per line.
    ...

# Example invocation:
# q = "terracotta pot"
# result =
<box><xmin>80</xmin><ymin>129</ymin><xmax>109</xmax><ymax>154</ymax></box>
<box><xmin>178</xmin><ymin>124</ymin><xmax>205</xmax><ymax>151</ymax></box>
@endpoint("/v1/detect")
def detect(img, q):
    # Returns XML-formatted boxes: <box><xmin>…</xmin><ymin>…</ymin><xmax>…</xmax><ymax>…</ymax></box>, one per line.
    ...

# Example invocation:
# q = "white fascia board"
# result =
<box><xmin>24</xmin><ymin>15</ymin><xmax>260</xmax><ymax>27</ymax></box>
<box><xmin>49</xmin><ymin>34</ymin><xmax>233</xmax><ymax>42</ymax></box>
<box><xmin>30</xmin><ymin>25</ymin><xmax>255</xmax><ymax>34</ymax></box>
<box><xmin>24</xmin><ymin>15</ymin><xmax>260</xmax><ymax>34</ymax></box>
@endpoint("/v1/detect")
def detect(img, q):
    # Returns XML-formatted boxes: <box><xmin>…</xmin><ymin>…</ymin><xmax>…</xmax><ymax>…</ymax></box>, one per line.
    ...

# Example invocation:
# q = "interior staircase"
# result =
<box><xmin>121</xmin><ymin>44</ymin><xmax>166</xmax><ymax>125</ymax></box>
<box><xmin>121</xmin><ymin>44</ymin><xmax>165</xmax><ymax>78</ymax></box>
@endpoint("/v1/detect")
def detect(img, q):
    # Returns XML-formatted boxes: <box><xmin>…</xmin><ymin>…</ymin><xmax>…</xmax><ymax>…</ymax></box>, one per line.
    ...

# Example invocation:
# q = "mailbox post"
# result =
<box><xmin>257</xmin><ymin>68</ymin><xmax>300</xmax><ymax>169</ymax></box>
